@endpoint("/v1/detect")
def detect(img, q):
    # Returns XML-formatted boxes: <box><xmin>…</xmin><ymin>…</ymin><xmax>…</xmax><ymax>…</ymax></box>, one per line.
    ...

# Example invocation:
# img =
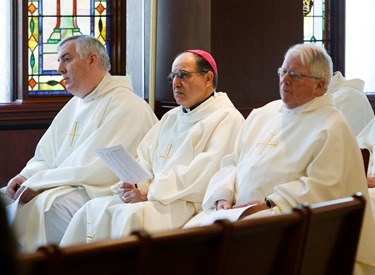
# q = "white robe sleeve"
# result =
<box><xmin>357</xmin><ymin>118</ymin><xmax>375</xmax><ymax>153</ymax></box>
<box><xmin>201</xmin><ymin>110</ymin><xmax>252</xmax><ymax>211</ymax></box>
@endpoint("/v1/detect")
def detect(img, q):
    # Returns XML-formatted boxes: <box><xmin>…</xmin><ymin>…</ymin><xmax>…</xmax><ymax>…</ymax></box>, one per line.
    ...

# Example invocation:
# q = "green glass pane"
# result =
<box><xmin>30</xmin><ymin>17</ymin><xmax>35</xmax><ymax>32</ymax></box>
<box><xmin>30</xmin><ymin>53</ymin><xmax>35</xmax><ymax>69</ymax></box>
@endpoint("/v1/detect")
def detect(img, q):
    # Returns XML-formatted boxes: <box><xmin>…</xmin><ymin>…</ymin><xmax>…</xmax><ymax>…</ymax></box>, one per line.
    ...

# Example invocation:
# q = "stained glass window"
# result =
<box><xmin>303</xmin><ymin>0</ymin><xmax>331</xmax><ymax>54</ymax></box>
<box><xmin>27</xmin><ymin>0</ymin><xmax>111</xmax><ymax>97</ymax></box>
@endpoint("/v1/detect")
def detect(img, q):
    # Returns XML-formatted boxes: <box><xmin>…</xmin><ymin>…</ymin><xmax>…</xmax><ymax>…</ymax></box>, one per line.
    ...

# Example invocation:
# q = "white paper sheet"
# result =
<box><xmin>6</xmin><ymin>193</ymin><xmax>23</xmax><ymax>224</ymax></box>
<box><xmin>201</xmin><ymin>204</ymin><xmax>256</xmax><ymax>226</ymax></box>
<box><xmin>95</xmin><ymin>145</ymin><xmax>152</xmax><ymax>184</ymax></box>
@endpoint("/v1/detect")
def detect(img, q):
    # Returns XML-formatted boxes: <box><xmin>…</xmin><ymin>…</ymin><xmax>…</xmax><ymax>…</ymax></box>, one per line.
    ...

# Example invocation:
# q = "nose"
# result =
<box><xmin>172</xmin><ymin>76</ymin><xmax>182</xmax><ymax>87</ymax></box>
<box><xmin>57</xmin><ymin>62</ymin><xmax>66</xmax><ymax>74</ymax></box>
<box><xmin>279</xmin><ymin>72</ymin><xmax>291</xmax><ymax>83</ymax></box>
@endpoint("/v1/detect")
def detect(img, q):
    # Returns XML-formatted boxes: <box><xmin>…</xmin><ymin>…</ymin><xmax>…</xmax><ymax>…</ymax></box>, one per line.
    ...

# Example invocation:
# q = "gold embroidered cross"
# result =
<box><xmin>67</xmin><ymin>121</ymin><xmax>80</xmax><ymax>146</ymax></box>
<box><xmin>257</xmin><ymin>133</ymin><xmax>279</xmax><ymax>154</ymax></box>
<box><xmin>86</xmin><ymin>233</ymin><xmax>95</xmax><ymax>242</ymax></box>
<box><xmin>159</xmin><ymin>144</ymin><xmax>173</xmax><ymax>166</ymax></box>
<box><xmin>86</xmin><ymin>221</ymin><xmax>95</xmax><ymax>243</ymax></box>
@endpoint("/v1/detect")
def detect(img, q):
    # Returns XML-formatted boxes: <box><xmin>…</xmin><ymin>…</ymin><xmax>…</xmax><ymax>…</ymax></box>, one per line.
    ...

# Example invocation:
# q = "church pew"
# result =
<box><xmin>218</xmin><ymin>207</ymin><xmax>309</xmax><ymax>275</ymax></box>
<box><xmin>18</xmin><ymin>194</ymin><xmax>366</xmax><ymax>275</ymax></box>
<box><xmin>296</xmin><ymin>193</ymin><xmax>366</xmax><ymax>275</ymax></box>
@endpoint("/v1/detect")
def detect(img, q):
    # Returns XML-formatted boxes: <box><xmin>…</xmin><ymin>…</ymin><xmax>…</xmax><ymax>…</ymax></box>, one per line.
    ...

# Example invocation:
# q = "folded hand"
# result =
<box><xmin>15</xmin><ymin>185</ymin><xmax>43</xmax><ymax>204</ymax></box>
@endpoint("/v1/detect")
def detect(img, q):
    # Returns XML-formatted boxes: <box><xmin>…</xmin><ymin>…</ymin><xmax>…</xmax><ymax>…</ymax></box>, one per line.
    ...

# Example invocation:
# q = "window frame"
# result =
<box><xmin>330</xmin><ymin>0</ymin><xmax>345</xmax><ymax>74</ymax></box>
<box><xmin>0</xmin><ymin>0</ymin><xmax>126</xmax><ymax>128</ymax></box>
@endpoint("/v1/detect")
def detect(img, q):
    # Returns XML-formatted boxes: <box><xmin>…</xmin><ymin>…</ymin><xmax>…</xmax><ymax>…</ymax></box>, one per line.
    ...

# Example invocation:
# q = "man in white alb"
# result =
<box><xmin>186</xmin><ymin>44</ymin><xmax>375</xmax><ymax>275</ymax></box>
<box><xmin>60</xmin><ymin>49</ymin><xmax>244</xmax><ymax>246</ymax></box>
<box><xmin>1</xmin><ymin>35</ymin><xmax>158</xmax><ymax>252</ymax></box>
<box><xmin>331</xmin><ymin>71</ymin><xmax>375</xmax><ymax>216</ymax></box>
<box><xmin>328</xmin><ymin>71</ymin><xmax>373</xmax><ymax>135</ymax></box>
<box><xmin>357</xmin><ymin>119</ymin><xmax>375</xmax><ymax>219</ymax></box>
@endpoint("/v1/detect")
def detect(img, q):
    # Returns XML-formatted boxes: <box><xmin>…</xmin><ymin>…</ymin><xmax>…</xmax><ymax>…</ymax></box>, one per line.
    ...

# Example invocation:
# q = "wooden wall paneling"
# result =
<box><xmin>154</xmin><ymin>0</ymin><xmax>303</xmax><ymax>119</ymax></box>
<box><xmin>0</xmin><ymin>129</ymin><xmax>46</xmax><ymax>187</ymax></box>
<box><xmin>154</xmin><ymin>0</ymin><xmax>211</xmax><ymax>118</ymax></box>
<box><xmin>211</xmin><ymin>0</ymin><xmax>303</xmax><ymax>118</ymax></box>
<box><xmin>330</xmin><ymin>0</ymin><xmax>346</xmax><ymax>74</ymax></box>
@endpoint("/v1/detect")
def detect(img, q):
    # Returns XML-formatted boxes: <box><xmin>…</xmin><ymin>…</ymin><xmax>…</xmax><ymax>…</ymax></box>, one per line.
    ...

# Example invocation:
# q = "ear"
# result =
<box><xmin>314</xmin><ymin>78</ymin><xmax>327</xmax><ymax>96</ymax></box>
<box><xmin>205</xmin><ymin>71</ymin><xmax>214</xmax><ymax>88</ymax></box>
<box><xmin>89</xmin><ymin>53</ymin><xmax>98</xmax><ymax>65</ymax></box>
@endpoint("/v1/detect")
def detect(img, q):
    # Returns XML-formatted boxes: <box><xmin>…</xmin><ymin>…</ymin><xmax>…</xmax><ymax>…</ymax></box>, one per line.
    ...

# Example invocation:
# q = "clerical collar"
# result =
<box><xmin>182</xmin><ymin>92</ymin><xmax>215</xmax><ymax>113</ymax></box>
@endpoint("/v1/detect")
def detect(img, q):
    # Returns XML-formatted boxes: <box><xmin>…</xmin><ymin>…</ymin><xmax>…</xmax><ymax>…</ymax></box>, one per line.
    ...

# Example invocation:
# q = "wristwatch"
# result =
<box><xmin>265</xmin><ymin>198</ymin><xmax>275</xmax><ymax>208</ymax></box>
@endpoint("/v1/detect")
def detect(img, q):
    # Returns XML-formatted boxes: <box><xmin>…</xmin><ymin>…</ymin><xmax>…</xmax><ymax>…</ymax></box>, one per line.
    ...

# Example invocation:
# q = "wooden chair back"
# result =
<box><xmin>139</xmin><ymin>221</ymin><xmax>228</xmax><ymax>275</ymax></box>
<box><xmin>19</xmin><ymin>235</ymin><xmax>144</xmax><ymax>275</ymax></box>
<box><xmin>60</xmin><ymin>235</ymin><xmax>144</xmax><ymax>275</ymax></box>
<box><xmin>219</xmin><ymin>208</ymin><xmax>309</xmax><ymax>275</ymax></box>
<box><xmin>18</xmin><ymin>247</ymin><xmax>51</xmax><ymax>275</ymax></box>
<box><xmin>297</xmin><ymin>193</ymin><xmax>366</xmax><ymax>275</ymax></box>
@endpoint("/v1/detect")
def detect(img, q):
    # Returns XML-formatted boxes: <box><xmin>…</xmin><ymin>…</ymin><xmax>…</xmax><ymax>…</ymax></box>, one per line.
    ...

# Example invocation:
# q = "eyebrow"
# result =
<box><xmin>58</xmin><ymin>52</ymin><xmax>71</xmax><ymax>62</ymax></box>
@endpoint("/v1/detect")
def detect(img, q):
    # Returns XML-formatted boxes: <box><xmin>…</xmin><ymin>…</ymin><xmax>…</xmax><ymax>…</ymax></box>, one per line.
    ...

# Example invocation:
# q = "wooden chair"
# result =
<box><xmin>138</xmin><ymin>221</ymin><xmax>228</xmax><ymax>275</ymax></box>
<box><xmin>297</xmin><ymin>193</ymin><xmax>366</xmax><ymax>275</ymax></box>
<box><xmin>219</xmin><ymin>207</ymin><xmax>309</xmax><ymax>275</ymax></box>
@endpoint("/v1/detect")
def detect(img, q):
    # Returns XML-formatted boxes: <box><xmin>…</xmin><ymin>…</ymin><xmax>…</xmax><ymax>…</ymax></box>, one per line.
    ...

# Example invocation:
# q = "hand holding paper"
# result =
<box><xmin>95</xmin><ymin>145</ymin><xmax>152</xmax><ymax>185</ymax></box>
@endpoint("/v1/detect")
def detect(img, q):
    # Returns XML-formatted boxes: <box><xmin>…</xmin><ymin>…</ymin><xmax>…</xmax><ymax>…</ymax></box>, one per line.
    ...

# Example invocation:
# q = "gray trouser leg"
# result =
<box><xmin>44</xmin><ymin>188</ymin><xmax>90</xmax><ymax>245</ymax></box>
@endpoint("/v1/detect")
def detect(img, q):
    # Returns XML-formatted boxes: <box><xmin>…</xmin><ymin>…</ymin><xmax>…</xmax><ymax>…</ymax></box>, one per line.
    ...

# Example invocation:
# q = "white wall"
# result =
<box><xmin>346</xmin><ymin>0</ymin><xmax>375</xmax><ymax>92</ymax></box>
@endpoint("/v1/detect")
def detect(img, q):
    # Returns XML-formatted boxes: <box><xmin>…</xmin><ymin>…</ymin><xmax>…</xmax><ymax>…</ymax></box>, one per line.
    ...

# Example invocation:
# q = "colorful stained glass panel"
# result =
<box><xmin>27</xmin><ymin>0</ymin><xmax>110</xmax><ymax>96</ymax></box>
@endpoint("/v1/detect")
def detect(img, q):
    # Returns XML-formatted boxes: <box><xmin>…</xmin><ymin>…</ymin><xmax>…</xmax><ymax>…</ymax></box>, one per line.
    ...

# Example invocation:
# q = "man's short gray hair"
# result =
<box><xmin>58</xmin><ymin>35</ymin><xmax>111</xmax><ymax>72</ymax></box>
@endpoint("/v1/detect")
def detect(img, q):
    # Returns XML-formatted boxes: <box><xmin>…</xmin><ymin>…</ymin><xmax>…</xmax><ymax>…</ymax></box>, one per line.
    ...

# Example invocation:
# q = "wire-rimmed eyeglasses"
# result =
<box><xmin>167</xmin><ymin>70</ymin><xmax>207</xmax><ymax>83</ymax></box>
<box><xmin>277</xmin><ymin>68</ymin><xmax>321</xmax><ymax>80</ymax></box>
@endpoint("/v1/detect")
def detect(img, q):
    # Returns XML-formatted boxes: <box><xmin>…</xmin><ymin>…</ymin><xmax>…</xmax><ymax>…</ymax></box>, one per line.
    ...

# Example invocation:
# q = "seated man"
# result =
<box><xmin>186</xmin><ymin>43</ymin><xmax>375</xmax><ymax>274</ymax></box>
<box><xmin>328</xmin><ymin>71</ymin><xmax>373</xmax><ymax>135</ymax></box>
<box><xmin>357</xmin><ymin>118</ymin><xmax>375</xmax><ymax>216</ymax></box>
<box><xmin>60</xmin><ymin>50</ymin><xmax>244</xmax><ymax>246</ymax></box>
<box><xmin>1</xmin><ymin>35</ymin><xmax>158</xmax><ymax>252</ymax></box>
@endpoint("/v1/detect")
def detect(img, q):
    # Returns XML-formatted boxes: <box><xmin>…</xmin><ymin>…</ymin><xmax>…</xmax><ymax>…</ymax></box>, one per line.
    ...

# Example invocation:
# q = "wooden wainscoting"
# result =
<box><xmin>0</xmin><ymin>128</ymin><xmax>47</xmax><ymax>187</ymax></box>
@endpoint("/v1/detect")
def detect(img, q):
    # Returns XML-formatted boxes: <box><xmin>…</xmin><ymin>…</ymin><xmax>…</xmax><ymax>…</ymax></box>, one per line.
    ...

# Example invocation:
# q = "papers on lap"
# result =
<box><xmin>95</xmin><ymin>145</ymin><xmax>152</xmax><ymax>184</ymax></box>
<box><xmin>5</xmin><ymin>191</ymin><xmax>24</xmax><ymax>224</ymax></box>
<box><xmin>201</xmin><ymin>204</ymin><xmax>255</xmax><ymax>226</ymax></box>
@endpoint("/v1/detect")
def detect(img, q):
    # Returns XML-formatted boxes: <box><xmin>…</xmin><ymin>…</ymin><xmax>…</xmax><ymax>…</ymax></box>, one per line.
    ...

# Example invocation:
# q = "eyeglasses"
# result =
<box><xmin>167</xmin><ymin>70</ymin><xmax>206</xmax><ymax>83</ymax></box>
<box><xmin>277</xmin><ymin>68</ymin><xmax>321</xmax><ymax>80</ymax></box>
